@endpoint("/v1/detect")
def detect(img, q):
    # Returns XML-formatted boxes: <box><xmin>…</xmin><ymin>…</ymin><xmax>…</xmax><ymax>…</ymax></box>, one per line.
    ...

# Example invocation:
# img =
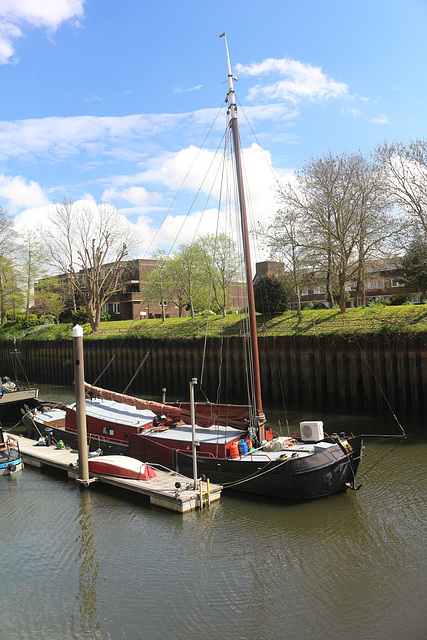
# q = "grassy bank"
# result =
<box><xmin>2</xmin><ymin>304</ymin><xmax>427</xmax><ymax>341</ymax></box>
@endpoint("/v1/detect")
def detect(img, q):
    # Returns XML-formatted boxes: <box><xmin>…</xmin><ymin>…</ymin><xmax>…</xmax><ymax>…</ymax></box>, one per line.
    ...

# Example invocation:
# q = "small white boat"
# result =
<box><xmin>88</xmin><ymin>455</ymin><xmax>157</xmax><ymax>480</ymax></box>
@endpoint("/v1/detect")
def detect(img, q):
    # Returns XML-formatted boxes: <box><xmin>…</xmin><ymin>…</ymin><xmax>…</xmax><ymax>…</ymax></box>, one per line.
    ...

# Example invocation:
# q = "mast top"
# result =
<box><xmin>219</xmin><ymin>33</ymin><xmax>238</xmax><ymax>120</ymax></box>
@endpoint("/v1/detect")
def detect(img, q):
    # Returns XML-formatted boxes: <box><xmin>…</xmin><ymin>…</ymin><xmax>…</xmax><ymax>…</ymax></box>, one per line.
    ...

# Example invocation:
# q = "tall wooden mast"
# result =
<box><xmin>220</xmin><ymin>34</ymin><xmax>265</xmax><ymax>432</ymax></box>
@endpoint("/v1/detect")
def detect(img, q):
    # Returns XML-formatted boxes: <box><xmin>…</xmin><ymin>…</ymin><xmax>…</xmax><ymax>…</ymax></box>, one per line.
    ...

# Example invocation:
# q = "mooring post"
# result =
<box><xmin>190</xmin><ymin>377</ymin><xmax>198</xmax><ymax>489</ymax></box>
<box><xmin>73</xmin><ymin>324</ymin><xmax>93</xmax><ymax>488</ymax></box>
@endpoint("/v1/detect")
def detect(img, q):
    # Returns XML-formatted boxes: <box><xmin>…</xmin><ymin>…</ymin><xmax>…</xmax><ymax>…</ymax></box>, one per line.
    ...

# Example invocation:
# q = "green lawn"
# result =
<box><xmin>3</xmin><ymin>303</ymin><xmax>427</xmax><ymax>341</ymax></box>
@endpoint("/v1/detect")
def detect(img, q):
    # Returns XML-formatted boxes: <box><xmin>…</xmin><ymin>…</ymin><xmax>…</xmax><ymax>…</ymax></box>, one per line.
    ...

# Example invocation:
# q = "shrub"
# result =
<box><xmin>58</xmin><ymin>309</ymin><xmax>73</xmax><ymax>324</ymax></box>
<box><xmin>367</xmin><ymin>296</ymin><xmax>390</xmax><ymax>307</ymax></box>
<box><xmin>72</xmin><ymin>307</ymin><xmax>88</xmax><ymax>324</ymax></box>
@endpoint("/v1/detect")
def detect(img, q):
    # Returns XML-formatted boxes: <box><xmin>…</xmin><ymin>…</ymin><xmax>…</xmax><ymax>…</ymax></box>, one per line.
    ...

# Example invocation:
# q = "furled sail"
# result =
<box><xmin>84</xmin><ymin>382</ymin><xmax>251</xmax><ymax>430</ymax></box>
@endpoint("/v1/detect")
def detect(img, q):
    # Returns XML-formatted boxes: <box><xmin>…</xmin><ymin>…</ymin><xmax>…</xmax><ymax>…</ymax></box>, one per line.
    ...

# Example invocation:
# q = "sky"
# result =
<box><xmin>1</xmin><ymin>0</ymin><xmax>427</xmax><ymax>261</ymax></box>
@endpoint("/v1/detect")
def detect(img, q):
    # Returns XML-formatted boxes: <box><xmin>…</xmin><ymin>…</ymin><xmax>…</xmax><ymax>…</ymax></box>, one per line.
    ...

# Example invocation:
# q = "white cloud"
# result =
<box><xmin>0</xmin><ymin>0</ymin><xmax>85</xmax><ymax>64</ymax></box>
<box><xmin>236</xmin><ymin>57</ymin><xmax>349</xmax><ymax>104</ymax></box>
<box><xmin>0</xmin><ymin>174</ymin><xmax>49</xmax><ymax>210</ymax></box>
<box><xmin>342</xmin><ymin>106</ymin><xmax>390</xmax><ymax>125</ymax></box>
<box><xmin>173</xmin><ymin>84</ymin><xmax>204</xmax><ymax>94</ymax></box>
<box><xmin>372</xmin><ymin>114</ymin><xmax>390</xmax><ymax>125</ymax></box>
<box><xmin>0</xmin><ymin>22</ymin><xmax>22</xmax><ymax>64</ymax></box>
<box><xmin>102</xmin><ymin>186</ymin><xmax>163</xmax><ymax>208</ymax></box>
<box><xmin>0</xmin><ymin>113</ymin><xmax>193</xmax><ymax>162</ymax></box>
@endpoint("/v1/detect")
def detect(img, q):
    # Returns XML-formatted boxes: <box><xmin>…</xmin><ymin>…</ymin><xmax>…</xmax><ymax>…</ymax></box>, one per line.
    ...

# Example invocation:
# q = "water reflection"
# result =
<box><xmin>70</xmin><ymin>491</ymin><xmax>104</xmax><ymax>640</ymax></box>
<box><xmin>1</xmin><ymin>385</ymin><xmax>426</xmax><ymax>639</ymax></box>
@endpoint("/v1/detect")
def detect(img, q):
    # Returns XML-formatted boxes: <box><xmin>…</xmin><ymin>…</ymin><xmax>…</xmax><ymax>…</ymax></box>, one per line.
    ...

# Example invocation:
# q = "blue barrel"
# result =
<box><xmin>238</xmin><ymin>440</ymin><xmax>248</xmax><ymax>455</ymax></box>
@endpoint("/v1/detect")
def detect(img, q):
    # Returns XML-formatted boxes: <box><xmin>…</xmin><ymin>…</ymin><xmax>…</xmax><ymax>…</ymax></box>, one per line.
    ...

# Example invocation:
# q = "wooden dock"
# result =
<box><xmin>7</xmin><ymin>433</ymin><xmax>222</xmax><ymax>513</ymax></box>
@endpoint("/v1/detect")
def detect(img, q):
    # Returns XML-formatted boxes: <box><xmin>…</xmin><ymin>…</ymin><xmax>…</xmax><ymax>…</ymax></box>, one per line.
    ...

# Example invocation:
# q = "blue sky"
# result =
<box><xmin>1</xmin><ymin>0</ymin><xmax>427</xmax><ymax>256</ymax></box>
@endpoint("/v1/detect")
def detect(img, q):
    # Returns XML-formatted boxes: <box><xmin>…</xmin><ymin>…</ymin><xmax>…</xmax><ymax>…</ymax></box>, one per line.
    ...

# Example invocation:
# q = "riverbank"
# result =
<box><xmin>2</xmin><ymin>304</ymin><xmax>427</xmax><ymax>341</ymax></box>
<box><xmin>1</xmin><ymin>331</ymin><xmax>426</xmax><ymax>415</ymax></box>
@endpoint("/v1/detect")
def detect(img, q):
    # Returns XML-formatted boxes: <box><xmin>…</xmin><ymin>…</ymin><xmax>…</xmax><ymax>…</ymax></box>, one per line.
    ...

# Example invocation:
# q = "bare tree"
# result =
<box><xmin>376</xmin><ymin>138</ymin><xmax>427</xmax><ymax>235</ymax></box>
<box><xmin>277</xmin><ymin>152</ymin><xmax>398</xmax><ymax>312</ymax></box>
<box><xmin>42</xmin><ymin>198</ymin><xmax>138</xmax><ymax>332</ymax></box>
<box><xmin>256</xmin><ymin>205</ymin><xmax>309</xmax><ymax>316</ymax></box>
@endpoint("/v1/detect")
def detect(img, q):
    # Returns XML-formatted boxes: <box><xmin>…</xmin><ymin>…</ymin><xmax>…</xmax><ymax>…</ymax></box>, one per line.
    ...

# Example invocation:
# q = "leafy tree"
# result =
<box><xmin>0</xmin><ymin>208</ymin><xmax>20</xmax><ymax>323</ymax></box>
<box><xmin>18</xmin><ymin>229</ymin><xmax>49</xmax><ymax>319</ymax></box>
<box><xmin>254</xmin><ymin>275</ymin><xmax>288</xmax><ymax>314</ymax></box>
<box><xmin>33</xmin><ymin>276</ymin><xmax>65</xmax><ymax>321</ymax></box>
<box><xmin>402</xmin><ymin>238</ymin><xmax>427</xmax><ymax>300</ymax></box>
<box><xmin>197</xmin><ymin>233</ymin><xmax>242</xmax><ymax>318</ymax></box>
<box><xmin>166</xmin><ymin>243</ymin><xmax>207</xmax><ymax>318</ymax></box>
<box><xmin>145</xmin><ymin>249</ymin><xmax>173</xmax><ymax>322</ymax></box>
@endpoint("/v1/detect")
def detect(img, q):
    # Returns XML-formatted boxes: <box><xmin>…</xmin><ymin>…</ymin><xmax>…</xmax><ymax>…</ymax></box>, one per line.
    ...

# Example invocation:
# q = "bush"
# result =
<box><xmin>254</xmin><ymin>276</ymin><xmax>288</xmax><ymax>314</ymax></box>
<box><xmin>367</xmin><ymin>296</ymin><xmax>390</xmax><ymax>307</ymax></box>
<box><xmin>58</xmin><ymin>309</ymin><xmax>73</xmax><ymax>323</ymax></box>
<box><xmin>72</xmin><ymin>307</ymin><xmax>88</xmax><ymax>324</ymax></box>
<box><xmin>390</xmin><ymin>295</ymin><xmax>408</xmax><ymax>306</ymax></box>
<box><xmin>195</xmin><ymin>310</ymin><xmax>216</xmax><ymax>317</ymax></box>
<box><xmin>0</xmin><ymin>317</ymin><xmax>44</xmax><ymax>331</ymax></box>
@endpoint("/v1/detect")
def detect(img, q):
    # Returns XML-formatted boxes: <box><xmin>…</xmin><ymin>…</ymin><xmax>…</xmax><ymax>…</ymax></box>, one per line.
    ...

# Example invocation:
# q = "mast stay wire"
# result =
<box><xmin>91</xmin><ymin>102</ymin><xmax>230</xmax><ymax>391</ymax></box>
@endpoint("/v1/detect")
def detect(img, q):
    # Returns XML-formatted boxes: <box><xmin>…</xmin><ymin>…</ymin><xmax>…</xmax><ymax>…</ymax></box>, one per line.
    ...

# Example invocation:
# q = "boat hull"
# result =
<box><xmin>0</xmin><ymin>440</ymin><xmax>23</xmax><ymax>475</ymax></box>
<box><xmin>24</xmin><ymin>402</ymin><xmax>364</xmax><ymax>500</ymax></box>
<box><xmin>173</xmin><ymin>436</ymin><xmax>363</xmax><ymax>500</ymax></box>
<box><xmin>0</xmin><ymin>388</ymin><xmax>39</xmax><ymax>423</ymax></box>
<box><xmin>88</xmin><ymin>455</ymin><xmax>156</xmax><ymax>480</ymax></box>
<box><xmin>129</xmin><ymin>431</ymin><xmax>363</xmax><ymax>500</ymax></box>
<box><xmin>24</xmin><ymin>419</ymin><xmax>130</xmax><ymax>456</ymax></box>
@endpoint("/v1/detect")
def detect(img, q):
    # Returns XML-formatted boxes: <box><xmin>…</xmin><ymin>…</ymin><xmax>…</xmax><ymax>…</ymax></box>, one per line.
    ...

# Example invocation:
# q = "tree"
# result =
<box><xmin>33</xmin><ymin>276</ymin><xmax>65</xmax><ymax>321</ymax></box>
<box><xmin>198</xmin><ymin>233</ymin><xmax>242</xmax><ymax>317</ymax></box>
<box><xmin>0</xmin><ymin>208</ymin><xmax>20</xmax><ymax>323</ymax></box>
<box><xmin>402</xmin><ymin>238</ymin><xmax>427</xmax><ymax>301</ymax></box>
<box><xmin>145</xmin><ymin>249</ymin><xmax>173</xmax><ymax>322</ymax></box>
<box><xmin>41</xmin><ymin>198</ymin><xmax>138</xmax><ymax>332</ymax></box>
<box><xmin>376</xmin><ymin>138</ymin><xmax>427</xmax><ymax>235</ymax></box>
<box><xmin>166</xmin><ymin>243</ymin><xmax>207</xmax><ymax>318</ymax></box>
<box><xmin>256</xmin><ymin>205</ymin><xmax>311</xmax><ymax>316</ymax></box>
<box><xmin>253</xmin><ymin>275</ymin><xmax>288</xmax><ymax>314</ymax></box>
<box><xmin>18</xmin><ymin>230</ymin><xmax>49</xmax><ymax>319</ymax></box>
<box><xmin>277</xmin><ymin>152</ymin><xmax>397</xmax><ymax>313</ymax></box>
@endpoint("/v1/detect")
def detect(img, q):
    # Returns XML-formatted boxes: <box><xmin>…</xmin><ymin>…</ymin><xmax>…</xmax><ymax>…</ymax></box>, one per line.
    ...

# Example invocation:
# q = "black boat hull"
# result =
<box><xmin>174</xmin><ymin>436</ymin><xmax>363</xmax><ymax>500</ymax></box>
<box><xmin>25</xmin><ymin>413</ymin><xmax>363</xmax><ymax>500</ymax></box>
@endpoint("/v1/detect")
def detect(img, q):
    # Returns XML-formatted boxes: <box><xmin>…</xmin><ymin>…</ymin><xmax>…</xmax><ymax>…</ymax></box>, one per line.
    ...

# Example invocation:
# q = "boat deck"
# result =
<box><xmin>6</xmin><ymin>432</ymin><xmax>222</xmax><ymax>513</ymax></box>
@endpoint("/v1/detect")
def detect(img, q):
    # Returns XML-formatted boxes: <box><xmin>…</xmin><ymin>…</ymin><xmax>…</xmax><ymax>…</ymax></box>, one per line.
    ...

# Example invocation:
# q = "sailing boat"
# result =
<box><xmin>23</xmin><ymin>36</ymin><xmax>363</xmax><ymax>499</ymax></box>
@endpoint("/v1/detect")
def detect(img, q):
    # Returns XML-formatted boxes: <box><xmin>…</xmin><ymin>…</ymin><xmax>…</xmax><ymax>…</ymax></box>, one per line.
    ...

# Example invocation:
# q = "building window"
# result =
<box><xmin>313</xmin><ymin>287</ymin><xmax>325</xmax><ymax>294</ymax></box>
<box><xmin>391</xmin><ymin>279</ymin><xmax>404</xmax><ymax>288</ymax></box>
<box><xmin>301</xmin><ymin>288</ymin><xmax>309</xmax><ymax>296</ymax></box>
<box><xmin>112</xmin><ymin>303</ymin><xmax>120</xmax><ymax>314</ymax></box>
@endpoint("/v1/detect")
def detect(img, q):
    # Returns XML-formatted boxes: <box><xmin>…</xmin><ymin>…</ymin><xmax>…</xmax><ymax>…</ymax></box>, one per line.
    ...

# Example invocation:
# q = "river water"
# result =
<box><xmin>1</xmin><ymin>384</ymin><xmax>426</xmax><ymax>640</ymax></box>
